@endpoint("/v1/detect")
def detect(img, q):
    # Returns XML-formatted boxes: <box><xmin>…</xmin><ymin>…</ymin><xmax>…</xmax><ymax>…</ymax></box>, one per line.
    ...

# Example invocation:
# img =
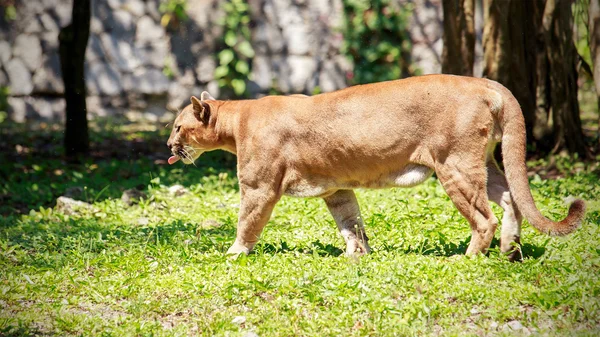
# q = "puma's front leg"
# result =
<box><xmin>323</xmin><ymin>190</ymin><xmax>371</xmax><ymax>255</ymax></box>
<box><xmin>227</xmin><ymin>183</ymin><xmax>280</xmax><ymax>255</ymax></box>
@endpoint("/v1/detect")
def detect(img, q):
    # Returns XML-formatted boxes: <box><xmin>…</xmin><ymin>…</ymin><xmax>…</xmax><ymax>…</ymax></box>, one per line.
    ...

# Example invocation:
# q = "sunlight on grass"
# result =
<box><xmin>1</xmin><ymin>163</ymin><xmax>599</xmax><ymax>335</ymax></box>
<box><xmin>1</xmin><ymin>123</ymin><xmax>599</xmax><ymax>335</ymax></box>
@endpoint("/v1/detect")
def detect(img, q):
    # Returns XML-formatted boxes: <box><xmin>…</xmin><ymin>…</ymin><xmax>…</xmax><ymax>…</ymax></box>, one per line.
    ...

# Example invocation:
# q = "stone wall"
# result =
<box><xmin>0</xmin><ymin>0</ymin><xmax>443</xmax><ymax>122</ymax></box>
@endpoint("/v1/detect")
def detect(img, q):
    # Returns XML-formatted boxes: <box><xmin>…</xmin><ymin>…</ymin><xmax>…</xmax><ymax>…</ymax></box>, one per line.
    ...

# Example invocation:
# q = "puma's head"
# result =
<box><xmin>166</xmin><ymin>91</ymin><xmax>219</xmax><ymax>165</ymax></box>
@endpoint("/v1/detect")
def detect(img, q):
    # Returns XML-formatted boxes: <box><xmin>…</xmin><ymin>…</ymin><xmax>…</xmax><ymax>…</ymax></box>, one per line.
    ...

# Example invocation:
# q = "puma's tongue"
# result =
<box><xmin>168</xmin><ymin>156</ymin><xmax>180</xmax><ymax>165</ymax></box>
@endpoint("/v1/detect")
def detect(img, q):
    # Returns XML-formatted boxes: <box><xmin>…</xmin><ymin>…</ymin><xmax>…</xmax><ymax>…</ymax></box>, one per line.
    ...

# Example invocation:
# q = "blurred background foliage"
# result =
<box><xmin>341</xmin><ymin>0</ymin><xmax>416</xmax><ymax>84</ymax></box>
<box><xmin>214</xmin><ymin>0</ymin><xmax>255</xmax><ymax>98</ymax></box>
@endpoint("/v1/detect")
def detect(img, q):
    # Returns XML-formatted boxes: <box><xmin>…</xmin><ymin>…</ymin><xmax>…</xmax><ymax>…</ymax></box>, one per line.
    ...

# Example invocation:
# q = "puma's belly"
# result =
<box><xmin>283</xmin><ymin>164</ymin><xmax>433</xmax><ymax>198</ymax></box>
<box><xmin>389</xmin><ymin>164</ymin><xmax>434</xmax><ymax>187</ymax></box>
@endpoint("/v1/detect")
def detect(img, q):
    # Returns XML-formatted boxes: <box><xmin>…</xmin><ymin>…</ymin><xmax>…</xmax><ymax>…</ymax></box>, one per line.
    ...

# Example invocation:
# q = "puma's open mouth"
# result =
<box><xmin>168</xmin><ymin>147</ymin><xmax>204</xmax><ymax>165</ymax></box>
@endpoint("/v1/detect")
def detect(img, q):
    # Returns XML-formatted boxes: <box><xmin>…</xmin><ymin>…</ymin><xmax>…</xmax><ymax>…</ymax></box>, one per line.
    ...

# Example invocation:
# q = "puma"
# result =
<box><xmin>166</xmin><ymin>75</ymin><xmax>585</xmax><ymax>260</ymax></box>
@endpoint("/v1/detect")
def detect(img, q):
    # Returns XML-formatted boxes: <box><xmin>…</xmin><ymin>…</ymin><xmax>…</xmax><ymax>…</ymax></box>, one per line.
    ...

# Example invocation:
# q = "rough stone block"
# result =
<box><xmin>287</xmin><ymin>55</ymin><xmax>316</xmax><ymax>93</ymax></box>
<box><xmin>0</xmin><ymin>41</ymin><xmax>11</xmax><ymax>66</ymax></box>
<box><xmin>100</xmin><ymin>33</ymin><xmax>141</xmax><ymax>72</ymax></box>
<box><xmin>131</xmin><ymin>68</ymin><xmax>170</xmax><ymax>95</ymax></box>
<box><xmin>5</xmin><ymin>58</ymin><xmax>33</xmax><ymax>95</ymax></box>
<box><xmin>13</xmin><ymin>34</ymin><xmax>43</xmax><ymax>71</ymax></box>
<box><xmin>32</xmin><ymin>52</ymin><xmax>64</xmax><ymax>94</ymax></box>
<box><xmin>136</xmin><ymin>15</ymin><xmax>165</xmax><ymax>45</ymax></box>
<box><xmin>195</xmin><ymin>56</ymin><xmax>216</xmax><ymax>83</ymax></box>
<box><xmin>85</xmin><ymin>62</ymin><xmax>123</xmax><ymax>96</ymax></box>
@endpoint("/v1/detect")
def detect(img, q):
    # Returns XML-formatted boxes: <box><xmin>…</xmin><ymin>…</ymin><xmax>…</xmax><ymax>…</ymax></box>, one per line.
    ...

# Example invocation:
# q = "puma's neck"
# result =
<box><xmin>213</xmin><ymin>100</ymin><xmax>252</xmax><ymax>155</ymax></box>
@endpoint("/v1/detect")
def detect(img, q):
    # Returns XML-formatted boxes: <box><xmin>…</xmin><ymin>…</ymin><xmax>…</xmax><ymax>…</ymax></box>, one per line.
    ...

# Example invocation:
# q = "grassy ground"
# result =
<box><xmin>1</xmin><ymin>121</ymin><xmax>599</xmax><ymax>336</ymax></box>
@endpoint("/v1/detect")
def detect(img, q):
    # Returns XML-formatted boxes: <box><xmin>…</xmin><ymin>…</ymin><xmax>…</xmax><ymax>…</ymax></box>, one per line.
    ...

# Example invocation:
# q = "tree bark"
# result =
<box><xmin>542</xmin><ymin>0</ymin><xmax>589</xmax><ymax>158</ymax></box>
<box><xmin>442</xmin><ymin>0</ymin><xmax>475</xmax><ymax>75</ymax></box>
<box><xmin>482</xmin><ymin>0</ymin><xmax>540</xmax><ymax>146</ymax></box>
<box><xmin>589</xmin><ymin>0</ymin><xmax>600</xmax><ymax>150</ymax></box>
<box><xmin>59</xmin><ymin>0</ymin><xmax>91</xmax><ymax>157</ymax></box>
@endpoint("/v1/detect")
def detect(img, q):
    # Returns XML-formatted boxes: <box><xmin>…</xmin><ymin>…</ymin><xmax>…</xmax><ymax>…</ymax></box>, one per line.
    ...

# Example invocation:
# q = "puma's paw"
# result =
<box><xmin>346</xmin><ymin>239</ymin><xmax>371</xmax><ymax>256</ymax></box>
<box><xmin>226</xmin><ymin>242</ymin><xmax>251</xmax><ymax>256</ymax></box>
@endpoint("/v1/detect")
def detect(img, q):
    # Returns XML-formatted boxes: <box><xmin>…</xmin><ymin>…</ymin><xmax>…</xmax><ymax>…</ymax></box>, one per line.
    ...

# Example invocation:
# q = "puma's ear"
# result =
<box><xmin>191</xmin><ymin>96</ymin><xmax>210</xmax><ymax>123</ymax></box>
<box><xmin>200</xmin><ymin>91</ymin><xmax>215</xmax><ymax>101</ymax></box>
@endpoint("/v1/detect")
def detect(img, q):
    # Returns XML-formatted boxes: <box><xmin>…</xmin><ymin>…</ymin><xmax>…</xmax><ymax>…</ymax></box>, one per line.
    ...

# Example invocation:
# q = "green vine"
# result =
<box><xmin>159</xmin><ymin>0</ymin><xmax>188</xmax><ymax>30</ymax></box>
<box><xmin>341</xmin><ymin>0</ymin><xmax>416</xmax><ymax>84</ymax></box>
<box><xmin>214</xmin><ymin>0</ymin><xmax>255</xmax><ymax>97</ymax></box>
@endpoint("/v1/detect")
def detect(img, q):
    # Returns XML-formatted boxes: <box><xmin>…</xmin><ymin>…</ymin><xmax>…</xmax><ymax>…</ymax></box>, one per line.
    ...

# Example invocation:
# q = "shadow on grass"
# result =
<box><xmin>0</xmin><ymin>120</ymin><xmax>237</xmax><ymax>215</ymax></box>
<box><xmin>253</xmin><ymin>240</ymin><xmax>345</xmax><ymax>257</ymax></box>
<box><xmin>195</xmin><ymin>225</ymin><xmax>345</xmax><ymax>257</ymax></box>
<box><xmin>378</xmin><ymin>236</ymin><xmax>546</xmax><ymax>260</ymax></box>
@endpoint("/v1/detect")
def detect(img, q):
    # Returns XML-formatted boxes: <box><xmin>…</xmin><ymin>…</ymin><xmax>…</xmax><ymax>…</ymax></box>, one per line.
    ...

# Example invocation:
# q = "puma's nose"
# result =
<box><xmin>167</xmin><ymin>142</ymin><xmax>173</xmax><ymax>151</ymax></box>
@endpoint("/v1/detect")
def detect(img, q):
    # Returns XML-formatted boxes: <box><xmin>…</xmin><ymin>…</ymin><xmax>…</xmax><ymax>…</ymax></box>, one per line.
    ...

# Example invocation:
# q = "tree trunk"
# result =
<box><xmin>59</xmin><ymin>0</ymin><xmax>91</xmax><ymax>157</ymax></box>
<box><xmin>442</xmin><ymin>0</ymin><xmax>475</xmax><ymax>75</ymax></box>
<box><xmin>482</xmin><ymin>0</ymin><xmax>540</xmax><ymax>146</ymax></box>
<box><xmin>589</xmin><ymin>0</ymin><xmax>600</xmax><ymax>151</ymax></box>
<box><xmin>542</xmin><ymin>0</ymin><xmax>589</xmax><ymax>158</ymax></box>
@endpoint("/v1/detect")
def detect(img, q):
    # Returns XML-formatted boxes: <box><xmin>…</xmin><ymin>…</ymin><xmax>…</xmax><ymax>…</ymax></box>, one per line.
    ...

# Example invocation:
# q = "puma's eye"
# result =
<box><xmin>176</xmin><ymin>125</ymin><xmax>181</xmax><ymax>132</ymax></box>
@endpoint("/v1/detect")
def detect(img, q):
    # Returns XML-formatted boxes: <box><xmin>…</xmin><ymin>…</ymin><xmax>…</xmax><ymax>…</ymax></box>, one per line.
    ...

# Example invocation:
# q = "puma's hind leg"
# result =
<box><xmin>487</xmin><ymin>158</ymin><xmax>523</xmax><ymax>261</ymax></box>
<box><xmin>323</xmin><ymin>190</ymin><xmax>371</xmax><ymax>255</ymax></box>
<box><xmin>436</xmin><ymin>156</ymin><xmax>498</xmax><ymax>255</ymax></box>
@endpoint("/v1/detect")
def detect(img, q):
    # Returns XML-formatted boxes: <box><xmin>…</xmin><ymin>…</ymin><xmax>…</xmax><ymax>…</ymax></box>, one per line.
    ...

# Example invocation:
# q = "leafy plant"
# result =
<box><xmin>214</xmin><ymin>0</ymin><xmax>255</xmax><ymax>97</ymax></box>
<box><xmin>341</xmin><ymin>0</ymin><xmax>416</xmax><ymax>84</ymax></box>
<box><xmin>0</xmin><ymin>86</ymin><xmax>9</xmax><ymax>124</ymax></box>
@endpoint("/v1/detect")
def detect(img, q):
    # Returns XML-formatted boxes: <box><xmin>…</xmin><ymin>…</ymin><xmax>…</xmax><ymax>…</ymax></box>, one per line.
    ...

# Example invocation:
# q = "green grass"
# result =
<box><xmin>1</xmin><ymin>122</ymin><xmax>599</xmax><ymax>336</ymax></box>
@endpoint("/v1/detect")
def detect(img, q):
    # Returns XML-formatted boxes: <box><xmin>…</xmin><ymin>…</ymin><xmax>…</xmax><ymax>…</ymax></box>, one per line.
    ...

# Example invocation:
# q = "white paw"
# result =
<box><xmin>346</xmin><ymin>239</ymin><xmax>371</xmax><ymax>256</ymax></box>
<box><xmin>226</xmin><ymin>242</ymin><xmax>251</xmax><ymax>256</ymax></box>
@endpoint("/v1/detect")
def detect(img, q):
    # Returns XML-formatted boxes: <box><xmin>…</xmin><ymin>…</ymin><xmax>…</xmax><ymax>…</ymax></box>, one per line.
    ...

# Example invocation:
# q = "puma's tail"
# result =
<box><xmin>494</xmin><ymin>84</ymin><xmax>586</xmax><ymax>236</ymax></box>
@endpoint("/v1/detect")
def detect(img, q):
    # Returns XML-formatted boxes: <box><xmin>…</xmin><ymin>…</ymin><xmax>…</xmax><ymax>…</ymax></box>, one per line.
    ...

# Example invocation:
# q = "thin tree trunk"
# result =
<box><xmin>59</xmin><ymin>0</ymin><xmax>91</xmax><ymax>157</ymax></box>
<box><xmin>442</xmin><ymin>0</ymin><xmax>475</xmax><ymax>75</ymax></box>
<box><xmin>589</xmin><ymin>0</ymin><xmax>600</xmax><ymax>151</ymax></box>
<box><xmin>542</xmin><ymin>0</ymin><xmax>589</xmax><ymax>158</ymax></box>
<box><xmin>482</xmin><ymin>0</ymin><xmax>540</xmax><ymax>146</ymax></box>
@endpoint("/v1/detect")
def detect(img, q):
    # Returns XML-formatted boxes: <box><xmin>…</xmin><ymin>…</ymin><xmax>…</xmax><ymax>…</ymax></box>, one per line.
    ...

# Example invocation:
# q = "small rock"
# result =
<box><xmin>64</xmin><ymin>186</ymin><xmax>85</xmax><ymax>200</ymax></box>
<box><xmin>137</xmin><ymin>217</ymin><xmax>149</xmax><ymax>226</ymax></box>
<box><xmin>507</xmin><ymin>320</ymin><xmax>524</xmax><ymax>331</ymax></box>
<box><xmin>202</xmin><ymin>219</ymin><xmax>221</xmax><ymax>228</ymax></box>
<box><xmin>231</xmin><ymin>316</ymin><xmax>246</xmax><ymax>325</ymax></box>
<box><xmin>242</xmin><ymin>332</ymin><xmax>259</xmax><ymax>337</ymax></box>
<box><xmin>168</xmin><ymin>185</ymin><xmax>189</xmax><ymax>197</ymax></box>
<box><xmin>121</xmin><ymin>189</ymin><xmax>147</xmax><ymax>206</ymax></box>
<box><xmin>489</xmin><ymin>321</ymin><xmax>499</xmax><ymax>330</ymax></box>
<box><xmin>56</xmin><ymin>196</ymin><xmax>93</xmax><ymax>215</ymax></box>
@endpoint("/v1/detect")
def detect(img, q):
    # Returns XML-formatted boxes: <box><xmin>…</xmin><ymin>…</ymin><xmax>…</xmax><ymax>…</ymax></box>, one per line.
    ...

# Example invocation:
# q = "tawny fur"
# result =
<box><xmin>167</xmin><ymin>74</ymin><xmax>586</xmax><ymax>259</ymax></box>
